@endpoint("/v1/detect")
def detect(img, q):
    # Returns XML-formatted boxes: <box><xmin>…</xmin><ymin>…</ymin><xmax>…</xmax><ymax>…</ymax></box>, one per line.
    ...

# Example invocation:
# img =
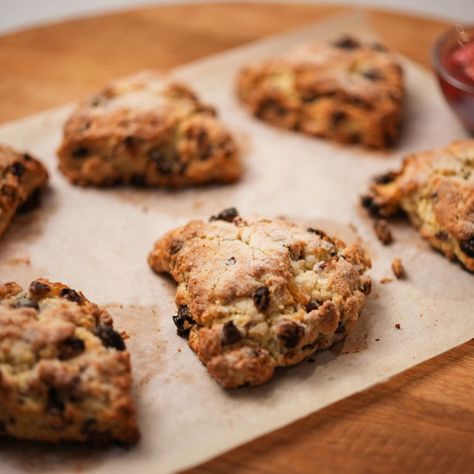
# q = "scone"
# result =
<box><xmin>237</xmin><ymin>36</ymin><xmax>404</xmax><ymax>148</ymax></box>
<box><xmin>57</xmin><ymin>71</ymin><xmax>241</xmax><ymax>187</ymax></box>
<box><xmin>0</xmin><ymin>279</ymin><xmax>139</xmax><ymax>444</ymax></box>
<box><xmin>361</xmin><ymin>140</ymin><xmax>474</xmax><ymax>272</ymax></box>
<box><xmin>0</xmin><ymin>144</ymin><xmax>48</xmax><ymax>239</ymax></box>
<box><xmin>148</xmin><ymin>209</ymin><xmax>371</xmax><ymax>388</ymax></box>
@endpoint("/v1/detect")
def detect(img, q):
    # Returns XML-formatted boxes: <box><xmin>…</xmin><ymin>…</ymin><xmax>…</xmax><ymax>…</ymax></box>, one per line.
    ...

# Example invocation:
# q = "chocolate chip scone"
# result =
<box><xmin>57</xmin><ymin>71</ymin><xmax>241</xmax><ymax>187</ymax></box>
<box><xmin>361</xmin><ymin>140</ymin><xmax>474</xmax><ymax>272</ymax></box>
<box><xmin>0</xmin><ymin>144</ymin><xmax>48</xmax><ymax>239</ymax></box>
<box><xmin>148</xmin><ymin>209</ymin><xmax>371</xmax><ymax>388</ymax></box>
<box><xmin>237</xmin><ymin>36</ymin><xmax>404</xmax><ymax>148</ymax></box>
<box><xmin>0</xmin><ymin>279</ymin><xmax>139</xmax><ymax>444</ymax></box>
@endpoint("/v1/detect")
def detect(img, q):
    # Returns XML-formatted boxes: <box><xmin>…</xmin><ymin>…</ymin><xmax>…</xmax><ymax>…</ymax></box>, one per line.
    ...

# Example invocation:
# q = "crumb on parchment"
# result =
<box><xmin>392</xmin><ymin>258</ymin><xmax>405</xmax><ymax>278</ymax></box>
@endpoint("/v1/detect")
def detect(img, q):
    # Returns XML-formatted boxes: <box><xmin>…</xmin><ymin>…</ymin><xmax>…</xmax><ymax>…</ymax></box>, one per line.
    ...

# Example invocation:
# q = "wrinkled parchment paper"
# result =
<box><xmin>0</xmin><ymin>12</ymin><xmax>472</xmax><ymax>474</ymax></box>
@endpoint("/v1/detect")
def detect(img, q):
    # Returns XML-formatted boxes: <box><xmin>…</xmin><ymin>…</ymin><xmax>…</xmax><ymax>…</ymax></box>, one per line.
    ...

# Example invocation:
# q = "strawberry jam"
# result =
<box><xmin>433</xmin><ymin>26</ymin><xmax>474</xmax><ymax>134</ymax></box>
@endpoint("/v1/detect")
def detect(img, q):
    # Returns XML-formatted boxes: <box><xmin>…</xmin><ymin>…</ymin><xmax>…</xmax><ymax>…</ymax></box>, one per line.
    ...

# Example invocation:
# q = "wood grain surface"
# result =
<box><xmin>0</xmin><ymin>3</ymin><xmax>472</xmax><ymax>473</ymax></box>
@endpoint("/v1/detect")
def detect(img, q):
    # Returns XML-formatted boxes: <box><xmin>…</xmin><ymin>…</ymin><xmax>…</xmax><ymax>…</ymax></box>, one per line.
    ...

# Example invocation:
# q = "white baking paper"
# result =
<box><xmin>0</xmin><ymin>12</ymin><xmax>472</xmax><ymax>474</ymax></box>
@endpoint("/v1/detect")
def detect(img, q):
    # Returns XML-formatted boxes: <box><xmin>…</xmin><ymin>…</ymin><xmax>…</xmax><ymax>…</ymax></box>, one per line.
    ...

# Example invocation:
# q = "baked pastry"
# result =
<box><xmin>0</xmin><ymin>279</ymin><xmax>139</xmax><ymax>444</ymax></box>
<box><xmin>237</xmin><ymin>36</ymin><xmax>404</xmax><ymax>148</ymax></box>
<box><xmin>148</xmin><ymin>209</ymin><xmax>371</xmax><ymax>388</ymax></box>
<box><xmin>57</xmin><ymin>71</ymin><xmax>241</xmax><ymax>187</ymax></box>
<box><xmin>0</xmin><ymin>144</ymin><xmax>48</xmax><ymax>239</ymax></box>
<box><xmin>361</xmin><ymin>140</ymin><xmax>474</xmax><ymax>272</ymax></box>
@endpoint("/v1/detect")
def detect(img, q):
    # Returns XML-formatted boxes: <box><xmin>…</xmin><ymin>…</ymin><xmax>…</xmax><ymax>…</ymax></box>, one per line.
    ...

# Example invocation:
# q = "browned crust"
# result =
<box><xmin>0</xmin><ymin>279</ymin><xmax>139</xmax><ymax>444</ymax></box>
<box><xmin>57</xmin><ymin>71</ymin><xmax>241</xmax><ymax>187</ymax></box>
<box><xmin>0</xmin><ymin>144</ymin><xmax>49</xmax><ymax>239</ymax></box>
<box><xmin>148</xmin><ymin>212</ymin><xmax>371</xmax><ymax>388</ymax></box>
<box><xmin>236</xmin><ymin>36</ymin><xmax>404</xmax><ymax>149</ymax></box>
<box><xmin>362</xmin><ymin>140</ymin><xmax>474</xmax><ymax>272</ymax></box>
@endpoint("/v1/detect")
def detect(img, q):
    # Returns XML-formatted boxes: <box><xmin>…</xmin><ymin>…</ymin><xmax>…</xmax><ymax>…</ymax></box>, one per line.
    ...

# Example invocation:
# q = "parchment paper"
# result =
<box><xmin>0</xmin><ymin>12</ymin><xmax>472</xmax><ymax>474</ymax></box>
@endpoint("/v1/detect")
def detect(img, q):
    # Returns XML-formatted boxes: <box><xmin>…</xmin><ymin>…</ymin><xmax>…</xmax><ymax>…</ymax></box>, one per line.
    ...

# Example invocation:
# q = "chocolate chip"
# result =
<box><xmin>226</xmin><ymin>256</ymin><xmax>236</xmax><ymax>265</ymax></box>
<box><xmin>395</xmin><ymin>323</ymin><xmax>401</xmax><ymax>330</ymax></box>
<box><xmin>47</xmin><ymin>387</ymin><xmax>65</xmax><ymax>414</ymax></box>
<box><xmin>13</xmin><ymin>297</ymin><xmax>39</xmax><ymax>310</ymax></box>
<box><xmin>59</xmin><ymin>288</ymin><xmax>83</xmax><ymax>303</ymax></box>
<box><xmin>221</xmin><ymin>321</ymin><xmax>241</xmax><ymax>345</ymax></box>
<box><xmin>58</xmin><ymin>337</ymin><xmax>85</xmax><ymax>360</ymax></box>
<box><xmin>460</xmin><ymin>238</ymin><xmax>474</xmax><ymax>258</ymax></box>
<box><xmin>277</xmin><ymin>321</ymin><xmax>305</xmax><ymax>349</ymax></box>
<box><xmin>331</xmin><ymin>110</ymin><xmax>347</xmax><ymax>126</ymax></box>
<box><xmin>22</xmin><ymin>153</ymin><xmax>33</xmax><ymax>161</ymax></box>
<box><xmin>362</xmin><ymin>69</ymin><xmax>384</xmax><ymax>81</ymax></box>
<box><xmin>130</xmin><ymin>174</ymin><xmax>146</xmax><ymax>187</ymax></box>
<box><xmin>9</xmin><ymin>162</ymin><xmax>25</xmax><ymax>177</ymax></box>
<box><xmin>253</xmin><ymin>286</ymin><xmax>270</xmax><ymax>312</ymax></box>
<box><xmin>435</xmin><ymin>231</ymin><xmax>448</xmax><ymax>241</ymax></box>
<box><xmin>209</xmin><ymin>207</ymin><xmax>239</xmax><ymax>223</ymax></box>
<box><xmin>172</xmin><ymin>305</ymin><xmax>195</xmax><ymax>338</ymax></box>
<box><xmin>373</xmin><ymin>171</ymin><xmax>397</xmax><ymax>185</ymax></box>
<box><xmin>361</xmin><ymin>194</ymin><xmax>381</xmax><ymax>218</ymax></box>
<box><xmin>18</xmin><ymin>188</ymin><xmax>42</xmax><ymax>213</ymax></box>
<box><xmin>170</xmin><ymin>240</ymin><xmax>183</xmax><ymax>255</ymax></box>
<box><xmin>305</xmin><ymin>300</ymin><xmax>321</xmax><ymax>312</ymax></box>
<box><xmin>333</xmin><ymin>36</ymin><xmax>360</xmax><ymax>49</ymax></box>
<box><xmin>359</xmin><ymin>279</ymin><xmax>372</xmax><ymax>295</ymax></box>
<box><xmin>335</xmin><ymin>320</ymin><xmax>345</xmax><ymax>334</ymax></box>
<box><xmin>94</xmin><ymin>325</ymin><xmax>126</xmax><ymax>351</ymax></box>
<box><xmin>124</xmin><ymin>135</ymin><xmax>139</xmax><ymax>149</ymax></box>
<box><xmin>29</xmin><ymin>280</ymin><xmax>51</xmax><ymax>297</ymax></box>
<box><xmin>148</xmin><ymin>148</ymin><xmax>183</xmax><ymax>175</ymax></box>
<box><xmin>72</xmin><ymin>147</ymin><xmax>90</xmax><ymax>158</ymax></box>
<box><xmin>384</xmin><ymin>131</ymin><xmax>397</xmax><ymax>148</ymax></box>
<box><xmin>189</xmin><ymin>128</ymin><xmax>213</xmax><ymax>160</ymax></box>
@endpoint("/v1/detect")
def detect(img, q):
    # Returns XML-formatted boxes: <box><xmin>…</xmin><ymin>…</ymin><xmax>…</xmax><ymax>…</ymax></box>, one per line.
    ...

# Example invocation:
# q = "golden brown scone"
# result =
<box><xmin>0</xmin><ymin>279</ymin><xmax>139</xmax><ymax>444</ymax></box>
<box><xmin>237</xmin><ymin>36</ymin><xmax>404</xmax><ymax>148</ymax></box>
<box><xmin>0</xmin><ymin>144</ymin><xmax>48</xmax><ymax>239</ymax></box>
<box><xmin>57</xmin><ymin>71</ymin><xmax>241</xmax><ymax>187</ymax></box>
<box><xmin>362</xmin><ymin>140</ymin><xmax>474</xmax><ymax>272</ymax></box>
<box><xmin>148</xmin><ymin>209</ymin><xmax>371</xmax><ymax>388</ymax></box>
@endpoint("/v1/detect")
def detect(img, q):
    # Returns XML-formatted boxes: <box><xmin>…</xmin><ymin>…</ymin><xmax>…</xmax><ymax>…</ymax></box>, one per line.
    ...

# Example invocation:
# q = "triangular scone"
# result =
<box><xmin>58</xmin><ymin>71</ymin><xmax>241</xmax><ymax>187</ymax></box>
<box><xmin>362</xmin><ymin>140</ymin><xmax>474</xmax><ymax>272</ymax></box>
<box><xmin>148</xmin><ymin>209</ymin><xmax>371</xmax><ymax>388</ymax></box>
<box><xmin>0</xmin><ymin>144</ymin><xmax>48</xmax><ymax>239</ymax></box>
<box><xmin>237</xmin><ymin>36</ymin><xmax>404</xmax><ymax>148</ymax></box>
<box><xmin>0</xmin><ymin>279</ymin><xmax>139</xmax><ymax>444</ymax></box>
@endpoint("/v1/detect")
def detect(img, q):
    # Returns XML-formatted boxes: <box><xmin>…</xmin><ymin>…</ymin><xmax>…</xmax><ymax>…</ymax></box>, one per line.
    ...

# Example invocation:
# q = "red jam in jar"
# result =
<box><xmin>433</xmin><ymin>26</ymin><xmax>474</xmax><ymax>134</ymax></box>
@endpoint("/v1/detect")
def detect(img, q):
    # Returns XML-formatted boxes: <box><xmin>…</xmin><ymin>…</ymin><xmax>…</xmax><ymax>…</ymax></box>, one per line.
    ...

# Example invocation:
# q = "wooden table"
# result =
<box><xmin>0</xmin><ymin>3</ymin><xmax>472</xmax><ymax>473</ymax></box>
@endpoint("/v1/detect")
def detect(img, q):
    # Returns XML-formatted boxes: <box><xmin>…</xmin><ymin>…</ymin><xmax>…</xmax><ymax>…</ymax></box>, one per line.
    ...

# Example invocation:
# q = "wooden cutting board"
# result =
<box><xmin>0</xmin><ymin>3</ymin><xmax>472</xmax><ymax>473</ymax></box>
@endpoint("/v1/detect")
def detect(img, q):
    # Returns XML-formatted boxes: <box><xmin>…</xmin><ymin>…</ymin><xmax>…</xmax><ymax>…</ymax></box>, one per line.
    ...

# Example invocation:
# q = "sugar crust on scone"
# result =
<box><xmin>57</xmin><ymin>71</ymin><xmax>241</xmax><ymax>187</ymax></box>
<box><xmin>0</xmin><ymin>279</ymin><xmax>139</xmax><ymax>444</ymax></box>
<box><xmin>148</xmin><ymin>210</ymin><xmax>371</xmax><ymax>388</ymax></box>
<box><xmin>237</xmin><ymin>36</ymin><xmax>404</xmax><ymax>148</ymax></box>
<box><xmin>0</xmin><ymin>144</ymin><xmax>48</xmax><ymax>239</ymax></box>
<box><xmin>362</xmin><ymin>139</ymin><xmax>474</xmax><ymax>272</ymax></box>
